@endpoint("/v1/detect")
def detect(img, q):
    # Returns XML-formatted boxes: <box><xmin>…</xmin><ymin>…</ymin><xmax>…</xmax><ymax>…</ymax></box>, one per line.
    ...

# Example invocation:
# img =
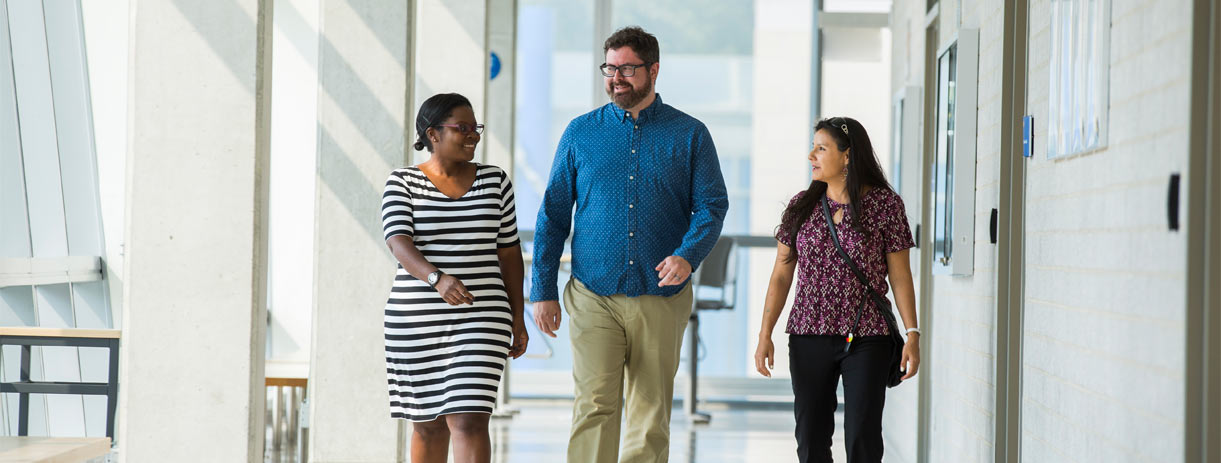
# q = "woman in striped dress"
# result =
<box><xmin>381</xmin><ymin>93</ymin><xmax>528</xmax><ymax>463</ymax></box>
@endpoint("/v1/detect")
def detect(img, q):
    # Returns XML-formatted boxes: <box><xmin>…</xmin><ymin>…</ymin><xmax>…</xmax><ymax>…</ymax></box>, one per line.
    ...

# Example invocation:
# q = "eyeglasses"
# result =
<box><xmin>599</xmin><ymin>62</ymin><xmax>651</xmax><ymax>77</ymax></box>
<box><xmin>434</xmin><ymin>123</ymin><xmax>485</xmax><ymax>135</ymax></box>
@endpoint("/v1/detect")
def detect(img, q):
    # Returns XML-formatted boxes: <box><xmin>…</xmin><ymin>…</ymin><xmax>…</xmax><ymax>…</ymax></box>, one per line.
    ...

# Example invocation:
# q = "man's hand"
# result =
<box><xmin>533</xmin><ymin>300</ymin><xmax>562</xmax><ymax>338</ymax></box>
<box><xmin>655</xmin><ymin>256</ymin><xmax>693</xmax><ymax>287</ymax></box>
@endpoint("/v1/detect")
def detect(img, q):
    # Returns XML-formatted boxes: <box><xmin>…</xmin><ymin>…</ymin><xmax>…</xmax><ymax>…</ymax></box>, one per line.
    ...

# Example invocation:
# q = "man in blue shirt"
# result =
<box><xmin>531</xmin><ymin>26</ymin><xmax>729</xmax><ymax>463</ymax></box>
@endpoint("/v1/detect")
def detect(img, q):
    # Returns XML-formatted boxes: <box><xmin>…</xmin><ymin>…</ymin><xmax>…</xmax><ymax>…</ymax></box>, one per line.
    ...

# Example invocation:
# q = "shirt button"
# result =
<box><xmin>631</xmin><ymin>149</ymin><xmax>636</xmax><ymax>154</ymax></box>
<box><xmin>629</xmin><ymin>232</ymin><xmax>634</xmax><ymax>237</ymax></box>
<box><xmin>635</xmin><ymin>125</ymin><xmax>639</xmax><ymax>129</ymax></box>
<box><xmin>629</xmin><ymin>175</ymin><xmax>634</xmax><ymax>180</ymax></box>
<box><xmin>629</xmin><ymin>204</ymin><xmax>634</xmax><ymax>208</ymax></box>
<box><xmin>629</xmin><ymin>260</ymin><xmax>634</xmax><ymax>265</ymax></box>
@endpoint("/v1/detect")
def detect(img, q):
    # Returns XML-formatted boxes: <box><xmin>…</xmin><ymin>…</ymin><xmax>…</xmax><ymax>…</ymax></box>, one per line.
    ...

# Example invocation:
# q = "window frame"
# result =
<box><xmin>931</xmin><ymin>29</ymin><xmax>978</xmax><ymax>277</ymax></box>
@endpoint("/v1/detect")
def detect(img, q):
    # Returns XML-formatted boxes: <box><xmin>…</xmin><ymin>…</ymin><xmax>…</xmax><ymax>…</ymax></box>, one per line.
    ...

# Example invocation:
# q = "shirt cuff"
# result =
<box><xmin>530</xmin><ymin>285</ymin><xmax>559</xmax><ymax>302</ymax></box>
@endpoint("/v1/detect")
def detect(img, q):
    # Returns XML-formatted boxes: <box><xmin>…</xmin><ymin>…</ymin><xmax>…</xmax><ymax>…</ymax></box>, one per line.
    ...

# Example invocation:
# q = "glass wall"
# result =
<box><xmin>615</xmin><ymin>0</ymin><xmax>755</xmax><ymax>378</ymax></box>
<box><xmin>512</xmin><ymin>0</ymin><xmax>595</xmax><ymax>376</ymax></box>
<box><xmin>512</xmin><ymin>0</ymin><xmax>760</xmax><ymax>382</ymax></box>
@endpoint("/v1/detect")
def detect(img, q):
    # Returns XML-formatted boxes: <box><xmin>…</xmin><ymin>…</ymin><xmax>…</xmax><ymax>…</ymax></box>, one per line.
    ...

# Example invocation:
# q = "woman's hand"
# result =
<box><xmin>508</xmin><ymin>319</ymin><xmax>529</xmax><ymax>359</ymax></box>
<box><xmin>901</xmin><ymin>333</ymin><xmax>921</xmax><ymax>380</ymax></box>
<box><xmin>754</xmin><ymin>335</ymin><xmax>775</xmax><ymax>377</ymax></box>
<box><xmin>435</xmin><ymin>275</ymin><xmax>474</xmax><ymax>306</ymax></box>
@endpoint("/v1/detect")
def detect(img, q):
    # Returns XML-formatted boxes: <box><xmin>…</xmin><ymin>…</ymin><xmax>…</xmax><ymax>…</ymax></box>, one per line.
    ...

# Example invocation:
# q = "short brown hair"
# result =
<box><xmin>603</xmin><ymin>26</ymin><xmax>659</xmax><ymax>64</ymax></box>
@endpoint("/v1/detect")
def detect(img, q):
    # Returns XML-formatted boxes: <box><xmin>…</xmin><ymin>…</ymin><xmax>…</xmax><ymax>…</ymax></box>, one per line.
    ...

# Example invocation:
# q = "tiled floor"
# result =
<box><xmin>264</xmin><ymin>399</ymin><xmax>850</xmax><ymax>462</ymax></box>
<box><xmin>486</xmin><ymin>399</ymin><xmax>846</xmax><ymax>462</ymax></box>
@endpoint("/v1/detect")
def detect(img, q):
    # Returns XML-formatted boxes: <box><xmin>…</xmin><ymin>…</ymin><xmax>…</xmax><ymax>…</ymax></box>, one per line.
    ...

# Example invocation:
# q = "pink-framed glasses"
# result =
<box><xmin>434</xmin><ymin>123</ymin><xmax>485</xmax><ymax>135</ymax></box>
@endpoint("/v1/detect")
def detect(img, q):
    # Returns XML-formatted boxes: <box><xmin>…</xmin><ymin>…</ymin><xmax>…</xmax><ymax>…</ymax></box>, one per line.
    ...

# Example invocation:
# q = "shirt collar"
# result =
<box><xmin>610</xmin><ymin>93</ymin><xmax>664</xmax><ymax>123</ymax></box>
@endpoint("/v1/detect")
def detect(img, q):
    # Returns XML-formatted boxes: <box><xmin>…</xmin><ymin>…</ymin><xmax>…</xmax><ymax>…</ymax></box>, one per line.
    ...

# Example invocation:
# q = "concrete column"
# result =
<box><xmin>412</xmin><ymin>0</ymin><xmax>487</xmax><ymax>165</ymax></box>
<box><xmin>120</xmin><ymin>0</ymin><xmax>272</xmax><ymax>460</ymax></box>
<box><xmin>746</xmin><ymin>0</ymin><xmax>814</xmax><ymax>377</ymax></box>
<box><xmin>308</xmin><ymin>0</ymin><xmax>410</xmax><ymax>460</ymax></box>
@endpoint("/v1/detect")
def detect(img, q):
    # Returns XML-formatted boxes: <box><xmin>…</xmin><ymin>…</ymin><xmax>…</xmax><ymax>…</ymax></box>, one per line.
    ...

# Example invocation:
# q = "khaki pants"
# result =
<box><xmin>564</xmin><ymin>278</ymin><xmax>694</xmax><ymax>463</ymax></box>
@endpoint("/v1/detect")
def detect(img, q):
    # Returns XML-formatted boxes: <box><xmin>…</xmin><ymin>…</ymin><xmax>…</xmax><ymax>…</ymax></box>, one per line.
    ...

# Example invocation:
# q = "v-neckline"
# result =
<box><xmin>416</xmin><ymin>163</ymin><xmax>479</xmax><ymax>200</ymax></box>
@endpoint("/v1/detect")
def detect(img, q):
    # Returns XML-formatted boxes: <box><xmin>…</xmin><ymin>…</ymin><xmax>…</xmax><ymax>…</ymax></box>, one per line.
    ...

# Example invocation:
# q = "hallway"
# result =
<box><xmin>485</xmin><ymin>400</ymin><xmax>837</xmax><ymax>462</ymax></box>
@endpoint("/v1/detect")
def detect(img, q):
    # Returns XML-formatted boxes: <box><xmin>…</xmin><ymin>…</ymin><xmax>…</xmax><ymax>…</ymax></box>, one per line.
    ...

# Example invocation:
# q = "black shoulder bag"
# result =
<box><xmin>821</xmin><ymin>194</ymin><xmax>906</xmax><ymax>388</ymax></box>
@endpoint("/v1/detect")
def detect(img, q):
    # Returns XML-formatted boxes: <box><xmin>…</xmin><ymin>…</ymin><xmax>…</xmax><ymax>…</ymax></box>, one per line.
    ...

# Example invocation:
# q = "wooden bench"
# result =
<box><xmin>0</xmin><ymin>328</ymin><xmax>120</xmax><ymax>441</ymax></box>
<box><xmin>0</xmin><ymin>437</ymin><xmax>110</xmax><ymax>462</ymax></box>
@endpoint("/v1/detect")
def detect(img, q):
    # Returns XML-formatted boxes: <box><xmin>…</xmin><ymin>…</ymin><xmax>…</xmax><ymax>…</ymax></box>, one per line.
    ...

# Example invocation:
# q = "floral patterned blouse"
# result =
<box><xmin>774</xmin><ymin>188</ymin><xmax>915</xmax><ymax>336</ymax></box>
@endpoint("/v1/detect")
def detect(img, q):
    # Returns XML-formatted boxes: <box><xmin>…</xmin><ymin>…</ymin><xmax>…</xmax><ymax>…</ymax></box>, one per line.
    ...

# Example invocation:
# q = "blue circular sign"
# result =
<box><xmin>490</xmin><ymin>52</ymin><xmax>502</xmax><ymax>80</ymax></box>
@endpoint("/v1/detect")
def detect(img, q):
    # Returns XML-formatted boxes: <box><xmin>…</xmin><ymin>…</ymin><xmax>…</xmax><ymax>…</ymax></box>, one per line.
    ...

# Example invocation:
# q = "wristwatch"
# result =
<box><xmin>426</xmin><ymin>270</ymin><xmax>444</xmax><ymax>288</ymax></box>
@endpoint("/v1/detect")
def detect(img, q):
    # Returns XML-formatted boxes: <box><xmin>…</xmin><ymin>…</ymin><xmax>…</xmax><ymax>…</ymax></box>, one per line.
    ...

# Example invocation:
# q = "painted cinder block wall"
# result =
<box><xmin>886</xmin><ymin>0</ymin><xmax>1192</xmax><ymax>461</ymax></box>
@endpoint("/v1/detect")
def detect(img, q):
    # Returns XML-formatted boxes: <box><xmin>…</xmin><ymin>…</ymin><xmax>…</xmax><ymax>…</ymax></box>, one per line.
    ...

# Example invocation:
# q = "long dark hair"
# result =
<box><xmin>412</xmin><ymin>93</ymin><xmax>472</xmax><ymax>152</ymax></box>
<box><xmin>779</xmin><ymin>116</ymin><xmax>893</xmax><ymax>263</ymax></box>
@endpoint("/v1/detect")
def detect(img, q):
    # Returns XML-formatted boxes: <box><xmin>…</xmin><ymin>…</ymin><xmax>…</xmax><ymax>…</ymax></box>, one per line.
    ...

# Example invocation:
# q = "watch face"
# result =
<box><xmin>428</xmin><ymin>272</ymin><xmax>439</xmax><ymax>285</ymax></box>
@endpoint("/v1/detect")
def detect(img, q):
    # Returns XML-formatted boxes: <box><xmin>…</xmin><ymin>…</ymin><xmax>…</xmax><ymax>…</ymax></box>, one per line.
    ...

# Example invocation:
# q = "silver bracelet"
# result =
<box><xmin>905</xmin><ymin>327</ymin><xmax>921</xmax><ymax>336</ymax></box>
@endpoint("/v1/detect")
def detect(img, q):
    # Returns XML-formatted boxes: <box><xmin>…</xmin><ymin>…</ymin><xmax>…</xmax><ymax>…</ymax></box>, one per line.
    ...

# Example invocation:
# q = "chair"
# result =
<box><xmin>684</xmin><ymin>236</ymin><xmax>737</xmax><ymax>423</ymax></box>
<box><xmin>695</xmin><ymin>236</ymin><xmax>738</xmax><ymax>311</ymax></box>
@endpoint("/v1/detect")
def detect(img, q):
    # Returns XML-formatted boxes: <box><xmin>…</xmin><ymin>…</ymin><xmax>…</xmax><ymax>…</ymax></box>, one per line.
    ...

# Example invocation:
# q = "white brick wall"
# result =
<box><xmin>888</xmin><ymin>0</ymin><xmax>1191</xmax><ymax>460</ymax></box>
<box><xmin>1021</xmin><ymin>0</ymin><xmax>1189</xmax><ymax>461</ymax></box>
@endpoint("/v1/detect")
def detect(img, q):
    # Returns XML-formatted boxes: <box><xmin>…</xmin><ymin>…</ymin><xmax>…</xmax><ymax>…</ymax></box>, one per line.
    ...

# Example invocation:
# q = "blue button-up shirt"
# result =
<box><xmin>531</xmin><ymin>95</ymin><xmax>729</xmax><ymax>301</ymax></box>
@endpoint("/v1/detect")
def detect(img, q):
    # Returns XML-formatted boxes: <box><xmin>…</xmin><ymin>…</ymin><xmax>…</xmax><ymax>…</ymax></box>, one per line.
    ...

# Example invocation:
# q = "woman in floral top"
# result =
<box><xmin>753</xmin><ymin>117</ymin><xmax>920</xmax><ymax>463</ymax></box>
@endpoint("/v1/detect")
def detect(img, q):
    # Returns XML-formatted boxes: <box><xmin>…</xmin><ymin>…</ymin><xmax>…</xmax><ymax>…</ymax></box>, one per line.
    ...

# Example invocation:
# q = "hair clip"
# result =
<box><xmin>840</xmin><ymin>124</ymin><xmax>849</xmax><ymax>135</ymax></box>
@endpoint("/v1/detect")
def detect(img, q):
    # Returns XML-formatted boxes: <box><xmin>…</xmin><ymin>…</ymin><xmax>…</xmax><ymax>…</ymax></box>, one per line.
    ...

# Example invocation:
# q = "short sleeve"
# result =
<box><xmin>879</xmin><ymin>190</ymin><xmax>915</xmax><ymax>253</ymax></box>
<box><xmin>381</xmin><ymin>172</ymin><xmax>413</xmax><ymax>240</ymax></box>
<box><xmin>774</xmin><ymin>190</ymin><xmax>808</xmax><ymax>246</ymax></box>
<box><xmin>497</xmin><ymin>170</ymin><xmax>521</xmax><ymax>248</ymax></box>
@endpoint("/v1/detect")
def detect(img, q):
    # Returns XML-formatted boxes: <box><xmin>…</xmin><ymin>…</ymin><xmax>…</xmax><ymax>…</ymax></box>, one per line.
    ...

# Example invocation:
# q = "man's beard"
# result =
<box><xmin>607</xmin><ymin>77</ymin><xmax>653</xmax><ymax>110</ymax></box>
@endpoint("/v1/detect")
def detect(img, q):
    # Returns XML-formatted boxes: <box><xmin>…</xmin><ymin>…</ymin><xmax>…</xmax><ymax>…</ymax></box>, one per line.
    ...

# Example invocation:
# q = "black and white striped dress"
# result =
<box><xmin>381</xmin><ymin>163</ymin><xmax>520</xmax><ymax>422</ymax></box>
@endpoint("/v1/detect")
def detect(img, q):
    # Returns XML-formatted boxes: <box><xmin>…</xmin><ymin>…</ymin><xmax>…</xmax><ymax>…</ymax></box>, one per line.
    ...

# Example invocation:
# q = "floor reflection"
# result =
<box><xmin>485</xmin><ymin>399</ymin><xmax>847</xmax><ymax>462</ymax></box>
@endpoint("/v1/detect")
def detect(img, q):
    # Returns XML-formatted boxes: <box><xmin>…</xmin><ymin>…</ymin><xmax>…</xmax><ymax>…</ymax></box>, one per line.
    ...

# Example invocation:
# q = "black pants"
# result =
<box><xmin>789</xmin><ymin>334</ymin><xmax>893</xmax><ymax>463</ymax></box>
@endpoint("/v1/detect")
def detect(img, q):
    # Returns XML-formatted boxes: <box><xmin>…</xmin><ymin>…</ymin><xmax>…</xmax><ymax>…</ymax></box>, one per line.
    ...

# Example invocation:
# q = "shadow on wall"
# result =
<box><xmin>169</xmin><ymin>0</ymin><xmax>461</xmax><ymax>245</ymax></box>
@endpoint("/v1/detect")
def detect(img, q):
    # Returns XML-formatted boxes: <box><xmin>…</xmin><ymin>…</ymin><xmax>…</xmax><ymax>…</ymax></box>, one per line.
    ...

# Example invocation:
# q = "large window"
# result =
<box><xmin>1047</xmin><ymin>0</ymin><xmax>1111</xmax><ymax>158</ymax></box>
<box><xmin>512</xmin><ymin>0</ymin><xmax>758</xmax><ymax>382</ymax></box>
<box><xmin>512</xmin><ymin>0</ymin><xmax>595</xmax><ymax>378</ymax></box>
<box><xmin>0</xmin><ymin>0</ymin><xmax>112</xmax><ymax>437</ymax></box>
<box><xmin>514</xmin><ymin>0</ymin><xmax>595</xmax><ymax>236</ymax></box>
<box><xmin>615</xmin><ymin>0</ymin><xmax>754</xmax><ymax>378</ymax></box>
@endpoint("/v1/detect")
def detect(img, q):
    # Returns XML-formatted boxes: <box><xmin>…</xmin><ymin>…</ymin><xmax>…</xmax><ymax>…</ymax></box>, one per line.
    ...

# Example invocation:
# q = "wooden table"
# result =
<box><xmin>0</xmin><ymin>437</ymin><xmax>110</xmax><ymax>462</ymax></box>
<box><xmin>0</xmin><ymin>328</ymin><xmax>120</xmax><ymax>440</ymax></box>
